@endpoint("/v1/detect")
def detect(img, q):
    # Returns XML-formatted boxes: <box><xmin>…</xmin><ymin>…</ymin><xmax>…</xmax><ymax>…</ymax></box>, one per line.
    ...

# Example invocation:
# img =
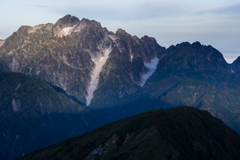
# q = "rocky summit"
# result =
<box><xmin>1</xmin><ymin>15</ymin><xmax>240</xmax><ymax>160</ymax></box>
<box><xmin>0</xmin><ymin>14</ymin><xmax>164</xmax><ymax>106</ymax></box>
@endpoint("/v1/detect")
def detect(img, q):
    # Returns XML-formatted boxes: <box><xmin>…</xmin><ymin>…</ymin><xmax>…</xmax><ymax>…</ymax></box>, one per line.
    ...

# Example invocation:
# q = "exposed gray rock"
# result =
<box><xmin>0</xmin><ymin>15</ymin><xmax>165</xmax><ymax>105</ymax></box>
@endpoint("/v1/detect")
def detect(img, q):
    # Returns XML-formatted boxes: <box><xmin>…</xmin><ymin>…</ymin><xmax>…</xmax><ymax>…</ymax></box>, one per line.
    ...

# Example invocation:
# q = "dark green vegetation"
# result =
<box><xmin>19</xmin><ymin>107</ymin><xmax>240</xmax><ymax>160</ymax></box>
<box><xmin>0</xmin><ymin>73</ymin><xmax>99</xmax><ymax>160</ymax></box>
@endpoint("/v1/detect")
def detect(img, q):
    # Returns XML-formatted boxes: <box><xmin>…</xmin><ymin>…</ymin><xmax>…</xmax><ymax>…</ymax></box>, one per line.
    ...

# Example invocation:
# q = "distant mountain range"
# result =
<box><xmin>0</xmin><ymin>15</ymin><xmax>240</xmax><ymax>159</ymax></box>
<box><xmin>19</xmin><ymin>107</ymin><xmax>240</xmax><ymax>160</ymax></box>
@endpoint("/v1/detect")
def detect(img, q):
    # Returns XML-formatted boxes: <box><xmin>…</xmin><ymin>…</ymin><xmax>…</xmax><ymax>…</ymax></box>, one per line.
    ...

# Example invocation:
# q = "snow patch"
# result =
<box><xmin>130</xmin><ymin>55</ymin><xmax>133</xmax><ymax>62</ymax></box>
<box><xmin>63</xmin><ymin>26</ymin><xmax>75</xmax><ymax>36</ymax></box>
<box><xmin>129</xmin><ymin>47</ymin><xmax>133</xmax><ymax>62</ymax></box>
<box><xmin>109</xmin><ymin>35</ymin><xmax>116</xmax><ymax>41</ymax></box>
<box><xmin>140</xmin><ymin>57</ymin><xmax>159</xmax><ymax>87</ymax></box>
<box><xmin>231</xmin><ymin>67</ymin><xmax>235</xmax><ymax>73</ymax></box>
<box><xmin>7</xmin><ymin>51</ymin><xmax>13</xmax><ymax>55</ymax></box>
<box><xmin>86</xmin><ymin>47</ymin><xmax>112</xmax><ymax>106</ymax></box>
<box><xmin>12</xmin><ymin>98</ymin><xmax>21</xmax><ymax>112</ymax></box>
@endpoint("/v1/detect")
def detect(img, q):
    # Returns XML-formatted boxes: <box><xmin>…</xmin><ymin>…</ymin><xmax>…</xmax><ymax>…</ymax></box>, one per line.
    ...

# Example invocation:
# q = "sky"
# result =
<box><xmin>0</xmin><ymin>0</ymin><xmax>239</xmax><ymax>63</ymax></box>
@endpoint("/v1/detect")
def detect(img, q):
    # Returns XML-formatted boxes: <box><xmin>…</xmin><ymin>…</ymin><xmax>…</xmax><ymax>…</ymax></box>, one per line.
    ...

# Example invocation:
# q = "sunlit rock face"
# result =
<box><xmin>0</xmin><ymin>15</ymin><xmax>166</xmax><ymax>106</ymax></box>
<box><xmin>0</xmin><ymin>15</ymin><xmax>110</xmax><ymax>103</ymax></box>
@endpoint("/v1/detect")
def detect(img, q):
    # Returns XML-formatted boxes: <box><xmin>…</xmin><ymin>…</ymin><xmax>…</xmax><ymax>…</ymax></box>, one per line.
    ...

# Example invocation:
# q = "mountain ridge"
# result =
<box><xmin>1</xmin><ymin>14</ymin><xmax>240</xmax><ymax>159</ymax></box>
<box><xmin>0</xmin><ymin>14</ymin><xmax>164</xmax><ymax>105</ymax></box>
<box><xmin>1</xmin><ymin>14</ymin><xmax>240</xmax><ymax>133</ymax></box>
<box><xmin>19</xmin><ymin>107</ymin><xmax>240</xmax><ymax>160</ymax></box>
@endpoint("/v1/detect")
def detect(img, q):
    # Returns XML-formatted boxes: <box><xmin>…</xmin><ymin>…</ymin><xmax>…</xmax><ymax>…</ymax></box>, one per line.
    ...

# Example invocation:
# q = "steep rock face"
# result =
<box><xmin>53</xmin><ymin>14</ymin><xmax>80</xmax><ymax>37</ymax></box>
<box><xmin>20</xmin><ymin>107</ymin><xmax>240</xmax><ymax>160</ymax></box>
<box><xmin>89</xmin><ymin>30</ymin><xmax>165</xmax><ymax>108</ymax></box>
<box><xmin>0</xmin><ymin>15</ymin><xmax>165</xmax><ymax>105</ymax></box>
<box><xmin>89</xmin><ymin>41</ymin><xmax>240</xmax><ymax>134</ymax></box>
<box><xmin>0</xmin><ymin>15</ymin><xmax>108</xmax><ymax>103</ymax></box>
<box><xmin>0</xmin><ymin>73</ymin><xmax>99</xmax><ymax>160</ymax></box>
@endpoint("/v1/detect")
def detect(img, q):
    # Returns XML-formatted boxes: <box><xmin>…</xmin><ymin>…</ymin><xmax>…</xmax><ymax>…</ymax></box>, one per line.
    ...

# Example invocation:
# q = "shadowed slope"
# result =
<box><xmin>0</xmin><ymin>73</ymin><xmax>99</xmax><ymax>160</ymax></box>
<box><xmin>20</xmin><ymin>107</ymin><xmax>240</xmax><ymax>160</ymax></box>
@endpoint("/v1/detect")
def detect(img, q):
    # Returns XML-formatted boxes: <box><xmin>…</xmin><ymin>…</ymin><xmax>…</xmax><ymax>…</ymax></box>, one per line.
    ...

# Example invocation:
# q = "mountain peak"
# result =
<box><xmin>54</xmin><ymin>14</ymin><xmax>80</xmax><ymax>28</ymax></box>
<box><xmin>192</xmin><ymin>41</ymin><xmax>202</xmax><ymax>49</ymax></box>
<box><xmin>116</xmin><ymin>28</ymin><xmax>129</xmax><ymax>35</ymax></box>
<box><xmin>53</xmin><ymin>15</ymin><xmax>81</xmax><ymax>37</ymax></box>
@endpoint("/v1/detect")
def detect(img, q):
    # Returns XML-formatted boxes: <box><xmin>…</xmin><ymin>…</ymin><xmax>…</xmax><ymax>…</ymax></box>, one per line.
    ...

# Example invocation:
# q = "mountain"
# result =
<box><xmin>93</xmin><ymin>76</ymin><xmax>240</xmax><ymax>133</ymax></box>
<box><xmin>19</xmin><ymin>107</ymin><xmax>240</xmax><ymax>160</ymax></box>
<box><xmin>0</xmin><ymin>73</ymin><xmax>99</xmax><ymax>160</ymax></box>
<box><xmin>89</xmin><ymin>41</ymin><xmax>240</xmax><ymax>134</ymax></box>
<box><xmin>0</xmin><ymin>14</ymin><xmax>166</xmax><ymax>159</ymax></box>
<box><xmin>0</xmin><ymin>14</ymin><xmax>165</xmax><ymax>105</ymax></box>
<box><xmin>1</xmin><ymin>14</ymin><xmax>240</xmax><ymax>159</ymax></box>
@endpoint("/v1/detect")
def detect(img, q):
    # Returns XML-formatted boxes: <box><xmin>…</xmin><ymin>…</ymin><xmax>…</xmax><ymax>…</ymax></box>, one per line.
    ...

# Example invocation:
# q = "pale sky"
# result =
<box><xmin>0</xmin><ymin>0</ymin><xmax>239</xmax><ymax>63</ymax></box>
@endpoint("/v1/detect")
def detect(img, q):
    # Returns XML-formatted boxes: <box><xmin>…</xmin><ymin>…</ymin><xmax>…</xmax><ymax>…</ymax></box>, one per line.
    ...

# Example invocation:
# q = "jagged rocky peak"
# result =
<box><xmin>192</xmin><ymin>41</ymin><xmax>202</xmax><ymax>49</ymax></box>
<box><xmin>53</xmin><ymin>14</ymin><xmax>80</xmax><ymax>37</ymax></box>
<box><xmin>174</xmin><ymin>41</ymin><xmax>191</xmax><ymax>48</ymax></box>
<box><xmin>116</xmin><ymin>28</ymin><xmax>130</xmax><ymax>36</ymax></box>
<box><xmin>80</xmin><ymin>18</ymin><xmax>100</xmax><ymax>26</ymax></box>
<box><xmin>191</xmin><ymin>41</ymin><xmax>229</xmax><ymax>69</ymax></box>
<box><xmin>53</xmin><ymin>14</ymin><xmax>105</xmax><ymax>37</ymax></box>
<box><xmin>28</xmin><ymin>23</ymin><xmax>53</xmax><ymax>34</ymax></box>
<box><xmin>14</xmin><ymin>23</ymin><xmax>54</xmax><ymax>36</ymax></box>
<box><xmin>165</xmin><ymin>41</ymin><xmax>230</xmax><ymax>72</ymax></box>
<box><xmin>140</xmin><ymin>35</ymin><xmax>164</xmax><ymax>60</ymax></box>
<box><xmin>54</xmin><ymin>14</ymin><xmax>80</xmax><ymax>28</ymax></box>
<box><xmin>141</xmin><ymin>35</ymin><xmax>156</xmax><ymax>42</ymax></box>
<box><xmin>16</xmin><ymin>25</ymin><xmax>31</xmax><ymax>35</ymax></box>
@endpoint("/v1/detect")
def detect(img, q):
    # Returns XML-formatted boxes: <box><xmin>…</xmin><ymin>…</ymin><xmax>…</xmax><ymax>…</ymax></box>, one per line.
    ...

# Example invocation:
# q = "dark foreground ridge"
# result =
<box><xmin>19</xmin><ymin>107</ymin><xmax>240</xmax><ymax>160</ymax></box>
